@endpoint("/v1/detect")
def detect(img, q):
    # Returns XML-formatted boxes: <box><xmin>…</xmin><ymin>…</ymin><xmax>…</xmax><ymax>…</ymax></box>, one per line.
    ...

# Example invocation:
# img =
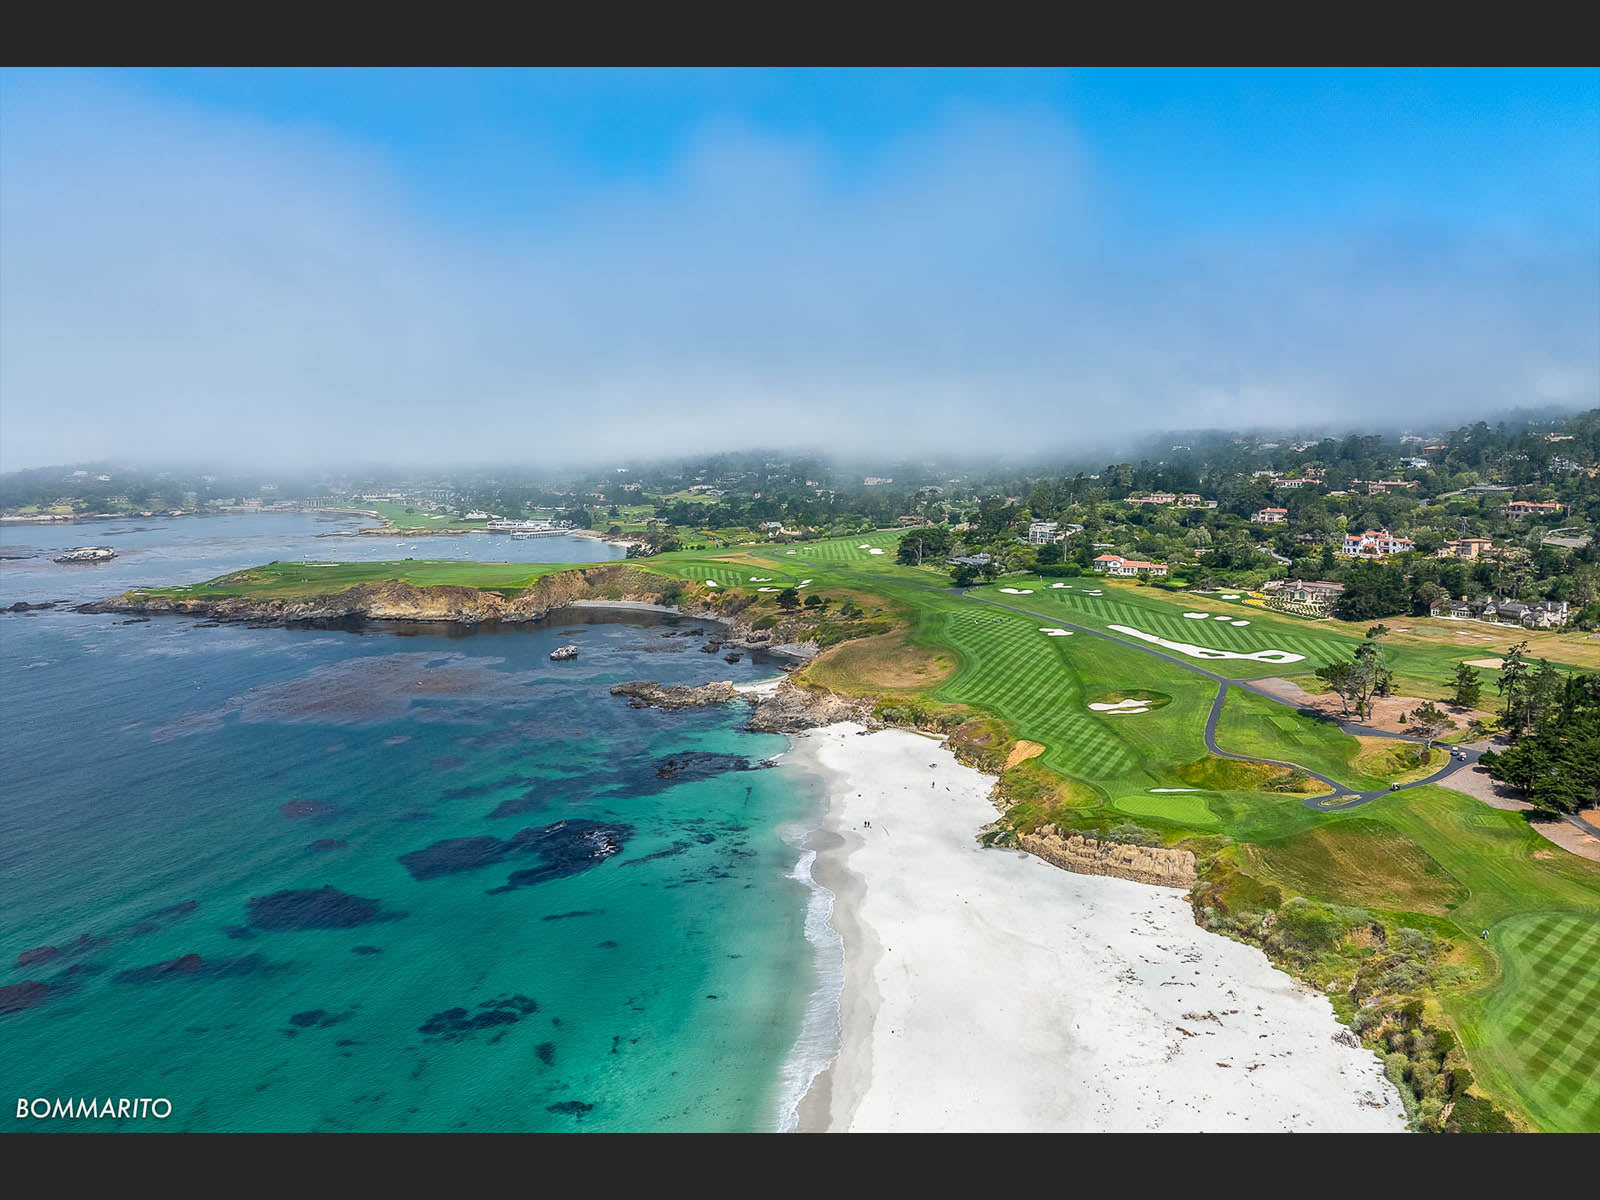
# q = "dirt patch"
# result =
<box><xmin>1004</xmin><ymin>740</ymin><xmax>1046</xmax><ymax>770</ymax></box>
<box><xmin>1531</xmin><ymin>820</ymin><xmax>1600</xmax><ymax>864</ymax></box>
<box><xmin>1463</xmin><ymin>657</ymin><xmax>1505</xmax><ymax>670</ymax></box>
<box><xmin>1251</xmin><ymin>677</ymin><xmax>1494</xmax><ymax>736</ymax></box>
<box><xmin>1435</xmin><ymin>755</ymin><xmax>1535</xmax><ymax>812</ymax></box>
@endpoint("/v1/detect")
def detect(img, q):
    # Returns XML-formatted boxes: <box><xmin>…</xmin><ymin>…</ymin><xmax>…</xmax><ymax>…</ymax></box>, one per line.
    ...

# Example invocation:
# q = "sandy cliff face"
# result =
<box><xmin>1019</xmin><ymin>826</ymin><xmax>1197</xmax><ymax>889</ymax></box>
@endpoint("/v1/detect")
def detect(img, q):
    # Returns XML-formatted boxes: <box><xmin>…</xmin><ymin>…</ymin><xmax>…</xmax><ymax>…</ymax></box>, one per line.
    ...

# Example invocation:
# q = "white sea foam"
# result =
<box><xmin>773</xmin><ymin>837</ymin><xmax>845</xmax><ymax>1133</ymax></box>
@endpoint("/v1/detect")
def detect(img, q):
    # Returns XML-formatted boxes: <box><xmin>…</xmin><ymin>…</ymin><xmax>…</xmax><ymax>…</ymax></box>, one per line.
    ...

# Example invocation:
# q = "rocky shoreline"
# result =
<box><xmin>610</xmin><ymin>677</ymin><xmax>872</xmax><ymax>734</ymax></box>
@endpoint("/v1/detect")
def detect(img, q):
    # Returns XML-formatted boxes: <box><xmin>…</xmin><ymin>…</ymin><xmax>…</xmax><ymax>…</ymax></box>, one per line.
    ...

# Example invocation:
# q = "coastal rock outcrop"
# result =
<box><xmin>744</xmin><ymin>681</ymin><xmax>871</xmax><ymax>733</ymax></box>
<box><xmin>1019</xmin><ymin>826</ymin><xmax>1197</xmax><ymax>889</ymax></box>
<box><xmin>609</xmin><ymin>680</ymin><xmax>737</xmax><ymax>710</ymax></box>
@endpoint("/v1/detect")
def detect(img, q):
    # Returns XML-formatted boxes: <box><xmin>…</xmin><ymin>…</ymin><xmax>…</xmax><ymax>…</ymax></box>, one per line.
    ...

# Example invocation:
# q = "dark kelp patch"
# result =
<box><xmin>398</xmin><ymin>819</ymin><xmax>631</xmax><ymax>893</ymax></box>
<box><xmin>246</xmin><ymin>885</ymin><xmax>390</xmax><ymax>931</ymax></box>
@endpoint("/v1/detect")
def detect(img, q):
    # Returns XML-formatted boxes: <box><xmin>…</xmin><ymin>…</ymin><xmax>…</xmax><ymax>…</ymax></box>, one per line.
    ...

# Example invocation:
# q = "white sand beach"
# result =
<box><xmin>787</xmin><ymin>724</ymin><xmax>1404</xmax><ymax>1132</ymax></box>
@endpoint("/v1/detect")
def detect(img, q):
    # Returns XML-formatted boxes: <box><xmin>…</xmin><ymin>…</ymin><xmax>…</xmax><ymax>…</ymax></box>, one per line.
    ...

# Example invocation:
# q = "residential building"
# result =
<box><xmin>1092</xmin><ymin>554</ymin><xmax>1169</xmax><ymax>578</ymax></box>
<box><xmin>1126</xmin><ymin>492</ymin><xmax>1176</xmax><ymax>506</ymax></box>
<box><xmin>1503</xmin><ymin>500</ymin><xmax>1564</xmax><ymax>518</ymax></box>
<box><xmin>1436</xmin><ymin>537</ymin><xmax>1495</xmax><ymax>560</ymax></box>
<box><xmin>1026</xmin><ymin>520</ymin><xmax>1062</xmax><ymax>545</ymax></box>
<box><xmin>1341</xmin><ymin>529</ymin><xmax>1415</xmax><ymax>558</ymax></box>
<box><xmin>1251</xmin><ymin>507</ymin><xmax>1288</xmax><ymax>524</ymax></box>
<box><xmin>1175</xmin><ymin>493</ymin><xmax>1217</xmax><ymax>508</ymax></box>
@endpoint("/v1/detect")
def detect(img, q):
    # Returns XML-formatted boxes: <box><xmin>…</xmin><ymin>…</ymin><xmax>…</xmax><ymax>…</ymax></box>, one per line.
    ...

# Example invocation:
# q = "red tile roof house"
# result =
<box><xmin>1092</xmin><ymin>554</ymin><xmax>1169</xmax><ymax>577</ymax></box>
<box><xmin>1502</xmin><ymin>500</ymin><xmax>1565</xmax><ymax>518</ymax></box>
<box><xmin>1251</xmin><ymin>507</ymin><xmax>1288</xmax><ymax>524</ymax></box>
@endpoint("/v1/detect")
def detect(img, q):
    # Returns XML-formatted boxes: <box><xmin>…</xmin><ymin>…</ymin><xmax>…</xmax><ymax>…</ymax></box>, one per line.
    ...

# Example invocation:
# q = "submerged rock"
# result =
<box><xmin>280</xmin><ymin>798</ymin><xmax>339</xmax><ymax>821</ymax></box>
<box><xmin>246</xmin><ymin>885</ymin><xmax>386</xmax><ymax>931</ymax></box>
<box><xmin>15</xmin><ymin>945</ymin><xmax>61</xmax><ymax>969</ymax></box>
<box><xmin>400</xmin><ymin>820</ymin><xmax>632</xmax><ymax>892</ymax></box>
<box><xmin>114</xmin><ymin>953</ymin><xmax>267</xmax><ymax>983</ymax></box>
<box><xmin>419</xmin><ymin>993</ymin><xmax>539</xmax><ymax>1041</ymax></box>
<box><xmin>0</xmin><ymin>980</ymin><xmax>51</xmax><ymax>1014</ymax></box>
<box><xmin>129</xmin><ymin>899</ymin><xmax>200</xmax><ymax>936</ymax></box>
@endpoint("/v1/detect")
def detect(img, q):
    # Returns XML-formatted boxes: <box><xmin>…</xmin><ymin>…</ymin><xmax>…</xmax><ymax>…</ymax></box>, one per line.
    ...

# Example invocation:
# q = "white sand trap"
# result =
<box><xmin>1038</xmin><ymin>627</ymin><xmax>1074</xmax><ymax>637</ymax></box>
<box><xmin>998</xmin><ymin>587</ymin><xmax>1034</xmax><ymax>594</ymax></box>
<box><xmin>786</xmin><ymin>550</ymin><xmax>796</xmax><ymax>554</ymax></box>
<box><xmin>1221</xmin><ymin>593</ymin><xmax>1241</xmax><ymax>599</ymax></box>
<box><xmin>1464</xmin><ymin>657</ymin><xmax>1505</xmax><ymax>669</ymax></box>
<box><xmin>858</xmin><ymin>544</ymin><xmax>870</xmax><ymax>549</ymax></box>
<box><xmin>758</xmin><ymin>587</ymin><xmax>782</xmax><ymax>593</ymax></box>
<box><xmin>1086</xmin><ymin>590</ymin><xmax>1103</xmax><ymax>595</ymax></box>
<box><xmin>750</xmin><ymin>576</ymin><xmax>772</xmax><ymax>581</ymax></box>
<box><xmin>798</xmin><ymin>579</ymin><xmax>813</xmax><ymax>587</ymax></box>
<box><xmin>704</xmin><ymin>580</ymin><xmax>719</xmax><ymax>587</ymax></box>
<box><xmin>1049</xmin><ymin>583</ymin><xmax>1073</xmax><ymax>589</ymax></box>
<box><xmin>1150</xmin><ymin>788</ymin><xmax>1201</xmax><ymax>793</ymax></box>
<box><xmin>1090</xmin><ymin>699</ymin><xmax>1151</xmax><ymax>714</ymax></box>
<box><xmin>1231</xmin><ymin>620</ymin><xmax>1250</xmax><ymax>627</ymax></box>
<box><xmin>1213</xmin><ymin>614</ymin><xmax>1233</xmax><ymax>621</ymax></box>
<box><xmin>1183</xmin><ymin>612</ymin><xmax>1210</xmax><ymax>619</ymax></box>
<box><xmin>1108</xmin><ymin>624</ymin><xmax>1305</xmax><ymax>664</ymax></box>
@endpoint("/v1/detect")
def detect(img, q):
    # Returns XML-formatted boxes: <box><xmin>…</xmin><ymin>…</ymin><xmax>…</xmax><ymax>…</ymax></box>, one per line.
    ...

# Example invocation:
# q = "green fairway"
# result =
<box><xmin>139</xmin><ymin>559</ymin><xmax>575</xmax><ymax>600</ymax></box>
<box><xmin>1113</xmin><ymin>791</ymin><xmax>1224</xmax><ymax>830</ymax></box>
<box><xmin>1474</xmin><ymin>914</ymin><xmax>1600</xmax><ymax>1133</ymax></box>
<box><xmin>1212</xmin><ymin>687</ymin><xmax>1388</xmax><ymax>789</ymax></box>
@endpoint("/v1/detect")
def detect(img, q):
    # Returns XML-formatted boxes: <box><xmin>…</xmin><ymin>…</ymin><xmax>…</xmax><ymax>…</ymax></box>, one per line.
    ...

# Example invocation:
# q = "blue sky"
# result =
<box><xmin>2</xmin><ymin>68</ymin><xmax>1596</xmax><ymax>468</ymax></box>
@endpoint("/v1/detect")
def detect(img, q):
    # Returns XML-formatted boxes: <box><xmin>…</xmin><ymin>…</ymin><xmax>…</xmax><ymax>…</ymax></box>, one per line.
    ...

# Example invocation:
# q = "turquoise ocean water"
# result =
<box><xmin>1</xmin><ymin>516</ymin><xmax>826</xmax><ymax>1131</ymax></box>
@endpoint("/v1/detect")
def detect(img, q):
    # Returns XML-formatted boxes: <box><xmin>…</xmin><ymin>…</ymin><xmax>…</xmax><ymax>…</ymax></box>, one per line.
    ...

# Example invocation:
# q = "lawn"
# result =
<box><xmin>137</xmin><ymin>559</ymin><xmax>575</xmax><ymax>600</ymax></box>
<box><xmin>1471</xmin><ymin>914</ymin><xmax>1600</xmax><ymax>1134</ymax></box>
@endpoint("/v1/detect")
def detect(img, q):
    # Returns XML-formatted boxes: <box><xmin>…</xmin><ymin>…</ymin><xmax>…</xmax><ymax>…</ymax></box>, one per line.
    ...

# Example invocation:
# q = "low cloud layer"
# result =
<box><xmin>2</xmin><ymin>74</ymin><xmax>1595</xmax><ymax>471</ymax></box>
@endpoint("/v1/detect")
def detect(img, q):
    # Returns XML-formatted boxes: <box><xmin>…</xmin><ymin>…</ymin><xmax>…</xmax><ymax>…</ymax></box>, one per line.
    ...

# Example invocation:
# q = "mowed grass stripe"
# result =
<box><xmin>1487</xmin><ymin>914</ymin><xmax>1600</xmax><ymax>1131</ymax></box>
<box><xmin>936</xmin><ymin>612</ymin><xmax>1138</xmax><ymax>779</ymax></box>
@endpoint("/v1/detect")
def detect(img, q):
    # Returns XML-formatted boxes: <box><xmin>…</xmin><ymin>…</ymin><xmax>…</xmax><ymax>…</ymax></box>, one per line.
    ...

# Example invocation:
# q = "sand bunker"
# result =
<box><xmin>1231</xmin><ymin>620</ymin><xmax>1250</xmax><ymax>626</ymax></box>
<box><xmin>999</xmin><ymin>587</ymin><xmax>1034</xmax><ymax>594</ymax></box>
<box><xmin>1150</xmin><ymin>788</ymin><xmax>1200</xmax><ymax>793</ymax></box>
<box><xmin>1038</xmin><ymin>627</ymin><xmax>1074</xmax><ymax>637</ymax></box>
<box><xmin>798</xmin><ymin>579</ymin><xmax>812</xmax><ymax>587</ymax></box>
<box><xmin>758</xmin><ymin>587</ymin><xmax>782</xmax><ymax>593</ymax></box>
<box><xmin>1213</xmin><ymin>614</ymin><xmax>1232</xmax><ymax>621</ymax></box>
<box><xmin>1183</xmin><ymin>612</ymin><xmax>1209</xmax><ymax>619</ymax></box>
<box><xmin>868</xmin><ymin>548</ymin><xmax>885</xmax><ymax>555</ymax></box>
<box><xmin>750</xmin><ymin>576</ymin><xmax>772</xmax><ymax>582</ymax></box>
<box><xmin>1048</xmin><ymin>583</ymin><xmax>1073</xmax><ymax>589</ymax></box>
<box><xmin>1221</xmin><ymin>593</ymin><xmax>1241</xmax><ymax>599</ymax></box>
<box><xmin>704</xmin><ymin>580</ymin><xmax>719</xmax><ymax>587</ymax></box>
<box><xmin>1089</xmin><ymin>699</ymin><xmax>1152</xmax><ymax>715</ymax></box>
<box><xmin>1464</xmin><ymin>657</ymin><xmax>1505</xmax><ymax>669</ymax></box>
<box><xmin>1108</xmin><ymin>624</ymin><xmax>1305</xmax><ymax>664</ymax></box>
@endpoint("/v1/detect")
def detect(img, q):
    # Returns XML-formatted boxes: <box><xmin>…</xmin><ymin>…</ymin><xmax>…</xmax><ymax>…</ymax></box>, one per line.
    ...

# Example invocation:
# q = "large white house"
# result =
<box><xmin>1341</xmin><ymin>529</ymin><xmax>1414</xmax><ymax>558</ymax></box>
<box><xmin>1092</xmin><ymin>554</ymin><xmax>1169</xmax><ymax>578</ymax></box>
<box><xmin>1251</xmin><ymin>507</ymin><xmax>1288</xmax><ymax>524</ymax></box>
